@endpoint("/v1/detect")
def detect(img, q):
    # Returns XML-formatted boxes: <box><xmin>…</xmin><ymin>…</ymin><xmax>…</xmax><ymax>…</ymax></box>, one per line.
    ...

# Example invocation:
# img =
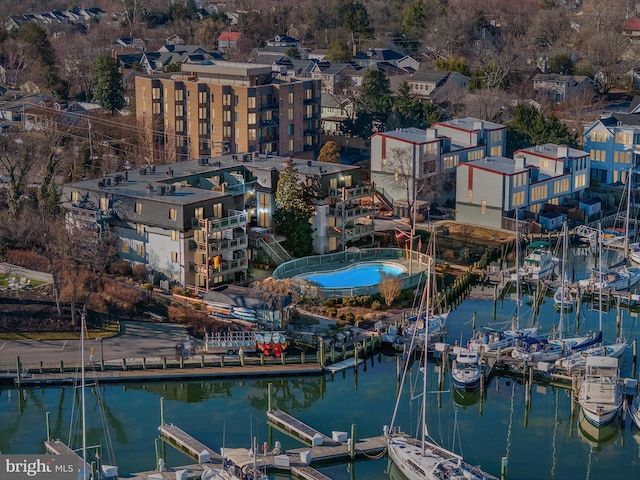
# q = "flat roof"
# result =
<box><xmin>465</xmin><ymin>156</ymin><xmax>526</xmax><ymax>175</ymax></box>
<box><xmin>64</xmin><ymin>154</ymin><xmax>360</xmax><ymax>204</ymax></box>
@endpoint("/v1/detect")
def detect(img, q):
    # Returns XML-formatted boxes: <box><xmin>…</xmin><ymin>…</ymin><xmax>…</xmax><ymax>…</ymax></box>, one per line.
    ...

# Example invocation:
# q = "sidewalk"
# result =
<box><xmin>0</xmin><ymin>262</ymin><xmax>53</xmax><ymax>284</ymax></box>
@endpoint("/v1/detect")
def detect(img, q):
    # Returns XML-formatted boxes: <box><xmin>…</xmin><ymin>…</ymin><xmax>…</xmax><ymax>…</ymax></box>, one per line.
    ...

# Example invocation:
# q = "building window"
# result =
<box><xmin>134</xmin><ymin>202</ymin><xmax>142</xmax><ymax>214</ymax></box>
<box><xmin>490</xmin><ymin>145</ymin><xmax>502</xmax><ymax>156</ymax></box>
<box><xmin>590</xmin><ymin>149</ymin><xmax>606</xmax><ymax>162</ymax></box>
<box><xmin>248</xmin><ymin>96</ymin><xmax>256</xmax><ymax>108</ymax></box>
<box><xmin>288</xmin><ymin>108</ymin><xmax>294</xmax><ymax>120</ymax></box>
<box><xmin>248</xmin><ymin>112</ymin><xmax>256</xmax><ymax>125</ymax></box>
<box><xmin>590</xmin><ymin>131</ymin><xmax>607</xmax><ymax>142</ymax></box>
<box><xmin>248</xmin><ymin>128</ymin><xmax>257</xmax><ymax>141</ymax></box>
<box><xmin>344</xmin><ymin>175</ymin><xmax>352</xmax><ymax>187</ymax></box>
<box><xmin>175</xmin><ymin>89</ymin><xmax>184</xmax><ymax>102</ymax></box>
<box><xmin>289</xmin><ymin>139</ymin><xmax>294</xmax><ymax>152</ymax></box>
<box><xmin>171</xmin><ymin>230</ymin><xmax>179</xmax><ymax>241</ymax></box>
<box><xmin>169</xmin><ymin>208</ymin><xmax>177</xmax><ymax>220</ymax></box>
<box><xmin>171</xmin><ymin>251</ymin><xmax>179</xmax><ymax>263</ymax></box>
<box><xmin>152</xmin><ymin>87</ymin><xmax>161</xmax><ymax>99</ymax></box>
<box><xmin>531</xmin><ymin>185</ymin><xmax>548</xmax><ymax>202</ymax></box>
<box><xmin>99</xmin><ymin>197</ymin><xmax>109</xmax><ymax>211</ymax></box>
<box><xmin>213</xmin><ymin>203</ymin><xmax>222</xmax><ymax>218</ymax></box>
<box><xmin>136</xmin><ymin>223</ymin><xmax>144</xmax><ymax>235</ymax></box>
<box><xmin>152</xmin><ymin>103</ymin><xmax>161</xmax><ymax>114</ymax></box>
<box><xmin>198</xmin><ymin>107</ymin><xmax>207</xmax><ymax>119</ymax></box>
<box><xmin>467</xmin><ymin>190</ymin><xmax>472</xmax><ymax>202</ymax></box>
<box><xmin>71</xmin><ymin>191</ymin><xmax>79</xmax><ymax>203</ymax></box>
<box><xmin>223</xmin><ymin>93</ymin><xmax>232</xmax><ymax>106</ymax></box>
<box><xmin>615</xmin><ymin>132</ymin><xmax>632</xmax><ymax>144</ymax></box>
<box><xmin>122</xmin><ymin>242</ymin><xmax>129</xmax><ymax>253</ymax></box>
<box><xmin>553</xmin><ymin>178</ymin><xmax>569</xmax><ymax>194</ymax></box>
<box><xmin>198</xmin><ymin>91</ymin><xmax>208</xmax><ymax>104</ymax></box>
<box><xmin>305</xmin><ymin>88</ymin><xmax>313</xmax><ymax>100</ymax></box>
<box><xmin>288</xmin><ymin>92</ymin><xmax>294</xmax><ymax>104</ymax></box>
<box><xmin>512</xmin><ymin>191</ymin><xmax>525</xmax><ymax>206</ymax></box>
<box><xmin>288</xmin><ymin>124</ymin><xmax>294</xmax><ymax>135</ymax></box>
<box><xmin>195</xmin><ymin>207</ymin><xmax>204</xmax><ymax>219</ymax></box>
<box><xmin>136</xmin><ymin>244</ymin><xmax>145</xmax><ymax>257</ymax></box>
<box><xmin>481</xmin><ymin>200</ymin><xmax>487</xmax><ymax>215</ymax></box>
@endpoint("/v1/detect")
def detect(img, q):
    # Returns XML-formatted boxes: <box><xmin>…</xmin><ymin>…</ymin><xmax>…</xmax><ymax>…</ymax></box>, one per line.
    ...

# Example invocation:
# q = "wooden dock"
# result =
<box><xmin>292</xmin><ymin>466</ymin><xmax>333</xmax><ymax>480</ymax></box>
<box><xmin>44</xmin><ymin>439</ymin><xmax>92</xmax><ymax>474</ymax></box>
<box><xmin>267</xmin><ymin>409</ymin><xmax>338</xmax><ymax>446</ymax></box>
<box><xmin>158</xmin><ymin>424</ymin><xmax>221</xmax><ymax>463</ymax></box>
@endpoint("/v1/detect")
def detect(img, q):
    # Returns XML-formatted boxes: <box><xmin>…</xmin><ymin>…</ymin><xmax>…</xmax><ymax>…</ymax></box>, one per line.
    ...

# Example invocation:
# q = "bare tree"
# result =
<box><xmin>379</xmin><ymin>272</ymin><xmax>401</xmax><ymax>306</ymax></box>
<box><xmin>389</xmin><ymin>147</ymin><xmax>428</xmax><ymax>229</ymax></box>
<box><xmin>0</xmin><ymin>135</ymin><xmax>33</xmax><ymax>216</ymax></box>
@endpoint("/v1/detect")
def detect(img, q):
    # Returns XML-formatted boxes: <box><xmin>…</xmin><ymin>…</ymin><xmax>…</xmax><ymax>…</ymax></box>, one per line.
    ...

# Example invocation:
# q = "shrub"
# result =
<box><xmin>327</xmin><ymin>307</ymin><xmax>337</xmax><ymax>317</ymax></box>
<box><xmin>342</xmin><ymin>296</ymin><xmax>356</xmax><ymax>307</ymax></box>
<box><xmin>109</xmin><ymin>260</ymin><xmax>132</xmax><ymax>276</ymax></box>
<box><xmin>356</xmin><ymin>295</ymin><xmax>372</xmax><ymax>307</ymax></box>
<box><xmin>371</xmin><ymin>300</ymin><xmax>382</xmax><ymax>310</ymax></box>
<box><xmin>345</xmin><ymin>312</ymin><xmax>355</xmax><ymax>323</ymax></box>
<box><xmin>323</xmin><ymin>298</ymin><xmax>337</xmax><ymax>307</ymax></box>
<box><xmin>355</xmin><ymin>315</ymin><xmax>363</xmax><ymax>323</ymax></box>
<box><xmin>132</xmin><ymin>263</ymin><xmax>147</xmax><ymax>281</ymax></box>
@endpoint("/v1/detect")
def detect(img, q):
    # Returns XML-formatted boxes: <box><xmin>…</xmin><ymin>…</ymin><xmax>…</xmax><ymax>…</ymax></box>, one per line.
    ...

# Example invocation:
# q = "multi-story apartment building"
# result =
<box><xmin>583</xmin><ymin>113</ymin><xmax>640</xmax><ymax>185</ymax></box>
<box><xmin>135</xmin><ymin>61</ymin><xmax>322</xmax><ymax>162</ymax></box>
<box><xmin>62</xmin><ymin>154</ymin><xmax>373</xmax><ymax>292</ymax></box>
<box><xmin>455</xmin><ymin>144</ymin><xmax>590</xmax><ymax>229</ymax></box>
<box><xmin>370</xmin><ymin>118</ymin><xmax>505</xmax><ymax>210</ymax></box>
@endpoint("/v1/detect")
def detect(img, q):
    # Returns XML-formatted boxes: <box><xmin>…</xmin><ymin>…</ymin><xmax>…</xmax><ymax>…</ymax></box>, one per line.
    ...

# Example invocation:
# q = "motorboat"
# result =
<box><xmin>511</xmin><ymin>331</ymin><xmax>602</xmax><ymax>363</ymax></box>
<box><xmin>468</xmin><ymin>326</ymin><xmax>538</xmax><ymax>353</ymax></box>
<box><xmin>578</xmin><ymin>356</ymin><xmax>623</xmax><ymax>427</ymax></box>
<box><xmin>555</xmin><ymin>341</ymin><xmax>626</xmax><ymax>372</ymax></box>
<box><xmin>518</xmin><ymin>241</ymin><xmax>558</xmax><ymax>280</ymax></box>
<box><xmin>451</xmin><ymin>347</ymin><xmax>482</xmax><ymax>390</ymax></box>
<box><xmin>578</xmin><ymin>266</ymin><xmax>640</xmax><ymax>291</ymax></box>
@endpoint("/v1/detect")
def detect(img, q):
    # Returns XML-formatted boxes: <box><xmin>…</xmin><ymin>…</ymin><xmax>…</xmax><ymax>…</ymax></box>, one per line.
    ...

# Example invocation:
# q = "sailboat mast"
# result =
<box><xmin>421</xmin><ymin>257</ymin><xmax>432</xmax><ymax>453</ymax></box>
<box><xmin>598</xmin><ymin>224</ymin><xmax>603</xmax><ymax>332</ymax></box>
<box><xmin>514</xmin><ymin>211</ymin><xmax>520</xmax><ymax>331</ymax></box>
<box><xmin>80</xmin><ymin>311</ymin><xmax>88</xmax><ymax>480</ymax></box>
<box><xmin>558</xmin><ymin>223</ymin><xmax>566</xmax><ymax>339</ymax></box>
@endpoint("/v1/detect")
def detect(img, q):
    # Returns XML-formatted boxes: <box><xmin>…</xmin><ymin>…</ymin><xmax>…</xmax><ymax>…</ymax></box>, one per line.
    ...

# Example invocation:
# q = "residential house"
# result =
<box><xmin>353</xmin><ymin>48</ymin><xmax>404</xmax><ymax>68</ymax></box>
<box><xmin>532</xmin><ymin>73</ymin><xmax>595</xmax><ymax>103</ymax></box>
<box><xmin>135</xmin><ymin>61</ymin><xmax>321</xmax><ymax>161</ymax></box>
<box><xmin>217</xmin><ymin>30</ymin><xmax>241</xmax><ymax>52</ymax></box>
<box><xmin>0</xmin><ymin>90</ymin><xmax>50</xmax><ymax>123</ymax></box>
<box><xmin>455</xmin><ymin>144</ymin><xmax>590</xmax><ymax>229</ymax></box>
<box><xmin>623</xmin><ymin>17</ymin><xmax>640</xmax><ymax>43</ymax></box>
<box><xmin>310</xmin><ymin>62</ymin><xmax>358</xmax><ymax>94</ymax></box>
<box><xmin>389</xmin><ymin>69</ymin><xmax>469</xmax><ymax>100</ymax></box>
<box><xmin>583</xmin><ymin>112</ymin><xmax>640</xmax><ymax>185</ymax></box>
<box><xmin>138</xmin><ymin>45</ymin><xmax>223</xmax><ymax>74</ymax></box>
<box><xmin>61</xmin><ymin>154</ymin><xmax>373</xmax><ymax>292</ymax></box>
<box><xmin>320</xmin><ymin>93</ymin><xmax>354</xmax><ymax>134</ymax></box>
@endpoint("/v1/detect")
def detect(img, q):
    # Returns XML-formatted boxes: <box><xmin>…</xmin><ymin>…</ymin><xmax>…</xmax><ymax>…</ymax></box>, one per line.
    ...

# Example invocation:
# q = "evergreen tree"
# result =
<box><xmin>341</xmin><ymin>1</ymin><xmax>374</xmax><ymax>39</ymax></box>
<box><xmin>349</xmin><ymin>69</ymin><xmax>392</xmax><ymax>138</ymax></box>
<box><xmin>92</xmin><ymin>54</ymin><xmax>125</xmax><ymax>114</ymax></box>
<box><xmin>273</xmin><ymin>164</ymin><xmax>315</xmax><ymax>257</ymax></box>
<box><xmin>326</xmin><ymin>39</ymin><xmax>352</xmax><ymax>62</ymax></box>
<box><xmin>506</xmin><ymin>103</ymin><xmax>577</xmax><ymax>155</ymax></box>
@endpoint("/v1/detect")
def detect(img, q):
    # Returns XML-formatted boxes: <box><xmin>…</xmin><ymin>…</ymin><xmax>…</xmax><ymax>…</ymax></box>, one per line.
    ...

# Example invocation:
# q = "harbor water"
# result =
<box><xmin>2</xmin><ymin>247</ymin><xmax>640</xmax><ymax>479</ymax></box>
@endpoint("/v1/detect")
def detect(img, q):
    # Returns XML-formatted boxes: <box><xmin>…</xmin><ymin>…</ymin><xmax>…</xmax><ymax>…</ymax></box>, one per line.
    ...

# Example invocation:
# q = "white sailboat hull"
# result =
<box><xmin>387</xmin><ymin>435</ymin><xmax>497</xmax><ymax>480</ymax></box>
<box><xmin>630</xmin><ymin>393</ymin><xmax>640</xmax><ymax>430</ymax></box>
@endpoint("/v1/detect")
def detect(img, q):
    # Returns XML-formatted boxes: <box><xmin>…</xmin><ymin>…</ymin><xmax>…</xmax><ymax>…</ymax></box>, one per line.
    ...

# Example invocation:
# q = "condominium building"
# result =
<box><xmin>62</xmin><ymin>154</ymin><xmax>373</xmax><ymax>292</ymax></box>
<box><xmin>135</xmin><ymin>61</ymin><xmax>321</xmax><ymax>162</ymax></box>
<box><xmin>370</xmin><ymin>118</ymin><xmax>505</xmax><ymax>211</ymax></box>
<box><xmin>455</xmin><ymin>144</ymin><xmax>590</xmax><ymax>229</ymax></box>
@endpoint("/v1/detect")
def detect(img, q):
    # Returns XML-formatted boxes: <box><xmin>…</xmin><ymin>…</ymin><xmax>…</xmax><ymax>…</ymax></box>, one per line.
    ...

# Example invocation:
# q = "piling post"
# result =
<box><xmin>633</xmin><ymin>339</ymin><xmax>638</xmax><ymax>379</ymax></box>
<box><xmin>160</xmin><ymin>396</ymin><xmax>165</xmax><ymax>426</ymax></box>
<box><xmin>501</xmin><ymin>457</ymin><xmax>508</xmax><ymax>480</ymax></box>
<box><xmin>301</xmin><ymin>351</ymin><xmax>305</xmax><ymax>364</ymax></box>
<box><xmin>268</xmin><ymin>383</ymin><xmax>273</xmax><ymax>412</ymax></box>
<box><xmin>162</xmin><ymin>357</ymin><xmax>167</xmax><ymax>369</ymax></box>
<box><xmin>122</xmin><ymin>358</ymin><xmax>127</xmax><ymax>371</ymax></box>
<box><xmin>179</xmin><ymin>356</ymin><xmax>184</xmax><ymax>368</ymax></box>
<box><xmin>350</xmin><ymin>424</ymin><xmax>356</xmax><ymax>459</ymax></box>
<box><xmin>16</xmin><ymin>356</ymin><xmax>21</xmax><ymax>387</ymax></box>
<box><xmin>201</xmin><ymin>355</ymin><xmax>205</xmax><ymax>368</ymax></box>
<box><xmin>319</xmin><ymin>341</ymin><xmax>325</xmax><ymax>367</ymax></box>
<box><xmin>143</xmin><ymin>357</ymin><xmax>147</xmax><ymax>370</ymax></box>
<box><xmin>46</xmin><ymin>411</ymin><xmax>50</xmax><ymax>441</ymax></box>
<box><xmin>472</xmin><ymin>312</ymin><xmax>476</xmax><ymax>335</ymax></box>
<box><xmin>39</xmin><ymin>361</ymin><xmax>43</xmax><ymax>374</ymax></box>
<box><xmin>60</xmin><ymin>360</ymin><xmax>64</xmax><ymax>373</ymax></box>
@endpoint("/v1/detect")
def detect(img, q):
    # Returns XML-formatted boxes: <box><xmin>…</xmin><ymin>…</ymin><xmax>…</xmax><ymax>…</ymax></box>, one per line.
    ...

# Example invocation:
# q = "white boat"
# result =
<box><xmin>555</xmin><ymin>342</ymin><xmax>626</xmax><ymax>371</ymax></box>
<box><xmin>630</xmin><ymin>389</ymin><xmax>640</xmax><ymax>430</ymax></box>
<box><xmin>384</xmin><ymin>256</ymin><xmax>498</xmax><ymax>480</ymax></box>
<box><xmin>578</xmin><ymin>265</ymin><xmax>640</xmax><ymax>291</ymax></box>
<box><xmin>451</xmin><ymin>348</ymin><xmax>482</xmax><ymax>390</ymax></box>
<box><xmin>511</xmin><ymin>331</ymin><xmax>602</xmax><ymax>363</ymax></box>
<box><xmin>518</xmin><ymin>240</ymin><xmax>558</xmax><ymax>280</ymax></box>
<box><xmin>553</xmin><ymin>285</ymin><xmax>576</xmax><ymax>310</ymax></box>
<box><xmin>400</xmin><ymin>310</ymin><xmax>449</xmax><ymax>338</ymax></box>
<box><xmin>578</xmin><ymin>355</ymin><xmax>623</xmax><ymax>427</ymax></box>
<box><xmin>468</xmin><ymin>326</ymin><xmax>539</xmax><ymax>353</ymax></box>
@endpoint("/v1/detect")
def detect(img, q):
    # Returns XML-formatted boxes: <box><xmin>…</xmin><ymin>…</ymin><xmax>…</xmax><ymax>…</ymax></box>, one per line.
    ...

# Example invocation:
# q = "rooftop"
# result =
<box><xmin>465</xmin><ymin>156</ymin><xmax>526</xmax><ymax>175</ymax></box>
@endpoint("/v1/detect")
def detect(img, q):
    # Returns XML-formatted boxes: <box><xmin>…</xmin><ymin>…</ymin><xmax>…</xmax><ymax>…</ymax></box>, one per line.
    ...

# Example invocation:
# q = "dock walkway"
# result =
<box><xmin>44</xmin><ymin>439</ymin><xmax>91</xmax><ymax>474</ymax></box>
<box><xmin>158</xmin><ymin>424</ymin><xmax>221</xmax><ymax>463</ymax></box>
<box><xmin>267</xmin><ymin>409</ymin><xmax>338</xmax><ymax>446</ymax></box>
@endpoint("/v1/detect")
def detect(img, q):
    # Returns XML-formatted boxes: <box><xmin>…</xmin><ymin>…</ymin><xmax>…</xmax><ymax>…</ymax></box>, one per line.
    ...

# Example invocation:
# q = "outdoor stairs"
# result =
<box><xmin>375</xmin><ymin>188</ymin><xmax>393</xmax><ymax>212</ymax></box>
<box><xmin>260</xmin><ymin>234</ymin><xmax>293</xmax><ymax>266</ymax></box>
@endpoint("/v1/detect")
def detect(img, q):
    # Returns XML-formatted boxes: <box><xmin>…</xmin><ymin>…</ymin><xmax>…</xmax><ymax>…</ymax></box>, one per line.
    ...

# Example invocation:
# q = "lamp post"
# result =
<box><xmin>95</xmin><ymin>338</ymin><xmax>104</xmax><ymax>370</ymax></box>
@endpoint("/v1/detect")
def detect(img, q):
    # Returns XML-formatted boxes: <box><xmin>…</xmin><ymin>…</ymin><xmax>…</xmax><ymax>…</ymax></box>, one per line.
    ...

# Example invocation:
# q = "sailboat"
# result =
<box><xmin>469</xmin><ymin>214</ymin><xmax>538</xmax><ymax>353</ymax></box>
<box><xmin>45</xmin><ymin>311</ymin><xmax>118</xmax><ymax>480</ymax></box>
<box><xmin>384</xmin><ymin>256</ymin><xmax>498</xmax><ymax>480</ymax></box>
<box><xmin>630</xmin><ymin>388</ymin><xmax>640</xmax><ymax>430</ymax></box>
<box><xmin>556</xmin><ymin>224</ymin><xmax>627</xmax><ymax>371</ymax></box>
<box><xmin>553</xmin><ymin>222</ymin><xmax>576</xmax><ymax>310</ymax></box>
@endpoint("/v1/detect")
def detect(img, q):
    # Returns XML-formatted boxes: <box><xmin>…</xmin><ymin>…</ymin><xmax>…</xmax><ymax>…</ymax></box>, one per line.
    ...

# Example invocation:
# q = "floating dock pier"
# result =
<box><xmin>158</xmin><ymin>423</ymin><xmax>221</xmax><ymax>463</ymax></box>
<box><xmin>267</xmin><ymin>409</ymin><xmax>338</xmax><ymax>446</ymax></box>
<box><xmin>44</xmin><ymin>439</ymin><xmax>92</xmax><ymax>474</ymax></box>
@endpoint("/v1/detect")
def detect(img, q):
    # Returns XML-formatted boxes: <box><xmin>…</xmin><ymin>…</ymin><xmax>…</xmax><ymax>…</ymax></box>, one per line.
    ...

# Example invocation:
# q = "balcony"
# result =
<box><xmin>260</xmin><ymin>119</ymin><xmax>279</xmax><ymax>127</ymax></box>
<box><xmin>326</xmin><ymin>223</ymin><xmax>375</xmax><ymax>238</ymax></box>
<box><xmin>259</xmin><ymin>135</ymin><xmax>279</xmax><ymax>144</ymax></box>
<box><xmin>192</xmin><ymin>210</ymin><xmax>247</xmax><ymax>232</ymax></box>
<box><xmin>327</xmin><ymin>205</ymin><xmax>375</xmax><ymax>220</ymax></box>
<box><xmin>193</xmin><ymin>235</ymin><xmax>248</xmax><ymax>255</ymax></box>
<box><xmin>328</xmin><ymin>183</ymin><xmax>375</xmax><ymax>200</ymax></box>
<box><xmin>189</xmin><ymin>257</ymin><xmax>249</xmax><ymax>276</ymax></box>
<box><xmin>259</xmin><ymin>102</ymin><xmax>279</xmax><ymax>110</ymax></box>
<box><xmin>303</xmin><ymin>98</ymin><xmax>317</xmax><ymax>105</ymax></box>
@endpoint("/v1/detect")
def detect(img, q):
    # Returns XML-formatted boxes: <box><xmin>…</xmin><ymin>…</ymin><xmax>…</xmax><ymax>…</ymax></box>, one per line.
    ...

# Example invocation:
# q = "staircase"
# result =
<box><xmin>259</xmin><ymin>234</ymin><xmax>293</xmax><ymax>266</ymax></box>
<box><xmin>375</xmin><ymin>188</ymin><xmax>393</xmax><ymax>212</ymax></box>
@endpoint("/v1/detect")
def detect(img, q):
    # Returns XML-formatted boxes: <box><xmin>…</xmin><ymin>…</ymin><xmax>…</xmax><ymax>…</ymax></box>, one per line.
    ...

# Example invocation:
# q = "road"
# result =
<box><xmin>0</xmin><ymin>321</ymin><xmax>192</xmax><ymax>368</ymax></box>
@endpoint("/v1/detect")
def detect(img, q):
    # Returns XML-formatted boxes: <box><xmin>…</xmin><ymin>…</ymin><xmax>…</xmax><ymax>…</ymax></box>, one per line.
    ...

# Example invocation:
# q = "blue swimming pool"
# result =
<box><xmin>297</xmin><ymin>261</ymin><xmax>407</xmax><ymax>288</ymax></box>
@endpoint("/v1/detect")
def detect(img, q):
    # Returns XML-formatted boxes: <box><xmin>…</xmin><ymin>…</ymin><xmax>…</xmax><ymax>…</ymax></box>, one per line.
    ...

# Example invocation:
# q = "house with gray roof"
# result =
<box><xmin>389</xmin><ymin>70</ymin><xmax>469</xmax><ymax>100</ymax></box>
